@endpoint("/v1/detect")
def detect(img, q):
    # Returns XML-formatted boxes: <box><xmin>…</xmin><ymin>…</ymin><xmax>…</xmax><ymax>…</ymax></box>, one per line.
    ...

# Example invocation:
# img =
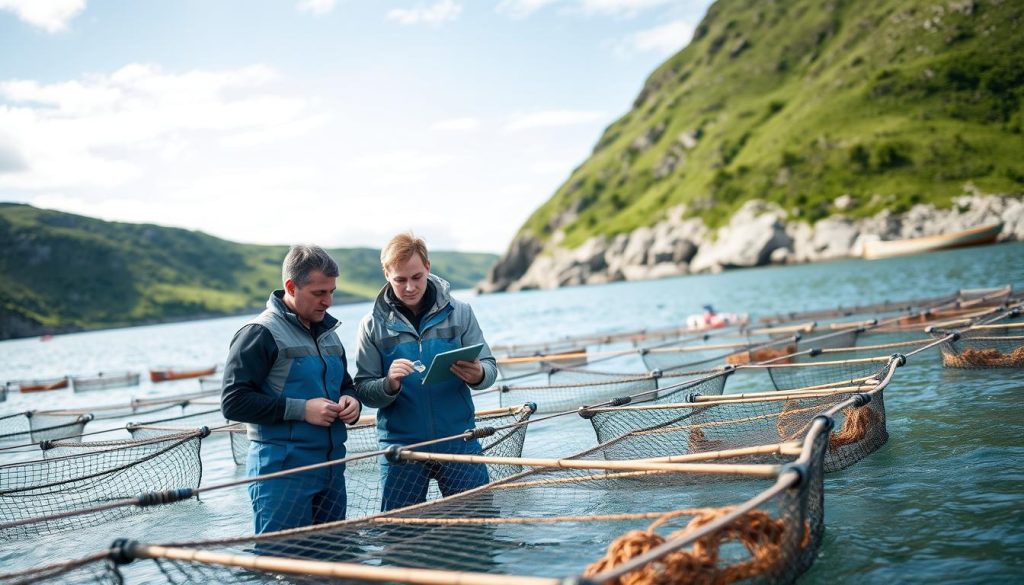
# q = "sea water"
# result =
<box><xmin>1</xmin><ymin>242</ymin><xmax>1022</xmax><ymax>583</ymax></box>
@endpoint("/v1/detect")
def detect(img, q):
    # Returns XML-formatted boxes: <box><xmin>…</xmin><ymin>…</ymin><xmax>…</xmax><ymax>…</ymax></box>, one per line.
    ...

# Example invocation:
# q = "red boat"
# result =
<box><xmin>9</xmin><ymin>376</ymin><xmax>69</xmax><ymax>392</ymax></box>
<box><xmin>149</xmin><ymin>366</ymin><xmax>217</xmax><ymax>383</ymax></box>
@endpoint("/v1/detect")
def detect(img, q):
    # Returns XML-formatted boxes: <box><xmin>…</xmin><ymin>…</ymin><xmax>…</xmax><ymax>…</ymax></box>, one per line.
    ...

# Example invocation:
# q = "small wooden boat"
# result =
<box><xmin>8</xmin><ymin>376</ymin><xmax>70</xmax><ymax>393</ymax></box>
<box><xmin>149</xmin><ymin>366</ymin><xmax>217</xmax><ymax>383</ymax></box>
<box><xmin>72</xmin><ymin>371</ymin><xmax>141</xmax><ymax>392</ymax></box>
<box><xmin>862</xmin><ymin>222</ymin><xmax>1003</xmax><ymax>260</ymax></box>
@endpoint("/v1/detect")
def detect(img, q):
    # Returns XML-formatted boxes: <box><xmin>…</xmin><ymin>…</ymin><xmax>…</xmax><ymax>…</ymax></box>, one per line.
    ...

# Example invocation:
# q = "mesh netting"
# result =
<box><xmin>938</xmin><ymin>333</ymin><xmax>1024</xmax><ymax>368</ymax></box>
<box><xmin>223</xmin><ymin>406</ymin><xmax>536</xmax><ymax>526</ymax></box>
<box><xmin>71</xmin><ymin>372</ymin><xmax>141</xmax><ymax>392</ymax></box>
<box><xmin>583</xmin><ymin>387</ymin><xmax>888</xmax><ymax>473</ymax></box>
<box><xmin>0</xmin><ymin>430</ymin><xmax>207</xmax><ymax>539</ymax></box>
<box><xmin>126</xmin><ymin>408</ymin><xmax>229</xmax><ymax>439</ymax></box>
<box><xmin>493</xmin><ymin>367</ymin><xmax>731</xmax><ymax>414</ymax></box>
<box><xmin>495</xmin><ymin>370</ymin><xmax>658</xmax><ymax>413</ymax></box>
<box><xmin>0</xmin><ymin>412</ymin><xmax>93</xmax><ymax>446</ymax></box>
<box><xmin>0</xmin><ymin>553</ymin><xmax>121</xmax><ymax>585</ymax></box>
<box><xmin>119</xmin><ymin>423</ymin><xmax>827</xmax><ymax>585</ymax></box>
<box><xmin>749</xmin><ymin>339</ymin><xmax>917</xmax><ymax>391</ymax></box>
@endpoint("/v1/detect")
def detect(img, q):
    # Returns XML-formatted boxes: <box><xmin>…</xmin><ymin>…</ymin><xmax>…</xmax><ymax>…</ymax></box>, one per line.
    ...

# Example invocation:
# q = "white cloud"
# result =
<box><xmin>387</xmin><ymin>0</ymin><xmax>461</xmax><ymax>25</ymax></box>
<box><xmin>618</xmin><ymin>19</ymin><xmax>694</xmax><ymax>55</ymax></box>
<box><xmin>0</xmin><ymin>0</ymin><xmax>85</xmax><ymax>33</ymax></box>
<box><xmin>0</xmin><ymin>64</ymin><xmax>321</xmax><ymax>191</ymax></box>
<box><xmin>580</xmin><ymin>0</ymin><xmax>672</xmax><ymax>16</ymax></box>
<box><xmin>431</xmin><ymin>117</ymin><xmax>480</xmax><ymax>131</ymax></box>
<box><xmin>351</xmin><ymin>149</ymin><xmax>456</xmax><ymax>177</ymax></box>
<box><xmin>495</xmin><ymin>0</ymin><xmax>559</xmax><ymax>19</ymax></box>
<box><xmin>503</xmin><ymin>109</ymin><xmax>606</xmax><ymax>132</ymax></box>
<box><xmin>296</xmin><ymin>0</ymin><xmax>336</xmax><ymax>15</ymax></box>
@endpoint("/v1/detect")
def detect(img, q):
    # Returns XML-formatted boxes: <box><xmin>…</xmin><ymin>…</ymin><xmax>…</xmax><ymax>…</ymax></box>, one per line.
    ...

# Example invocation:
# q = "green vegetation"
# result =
<box><xmin>0</xmin><ymin>204</ymin><xmax>496</xmax><ymax>338</ymax></box>
<box><xmin>519</xmin><ymin>0</ymin><xmax>1024</xmax><ymax>248</ymax></box>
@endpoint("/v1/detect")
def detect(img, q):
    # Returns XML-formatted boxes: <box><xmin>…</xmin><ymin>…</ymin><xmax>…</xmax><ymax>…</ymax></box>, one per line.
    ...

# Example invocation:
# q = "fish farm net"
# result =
<box><xmin>223</xmin><ymin>405</ymin><xmax>535</xmax><ymax>523</ymax></box>
<box><xmin>937</xmin><ymin>332</ymin><xmax>1024</xmax><ymax>368</ymax></box>
<box><xmin>582</xmin><ymin>384</ymin><xmax>888</xmax><ymax>474</ymax></box>
<box><xmin>0</xmin><ymin>412</ymin><xmax>93</xmax><ymax>446</ymax></box>
<box><xmin>495</xmin><ymin>368</ymin><xmax>729</xmax><ymax>414</ymax></box>
<box><xmin>0</xmin><ymin>429</ymin><xmax>207</xmax><ymax>539</ymax></box>
<box><xmin>87</xmin><ymin>422</ymin><xmax>829</xmax><ymax>585</ymax></box>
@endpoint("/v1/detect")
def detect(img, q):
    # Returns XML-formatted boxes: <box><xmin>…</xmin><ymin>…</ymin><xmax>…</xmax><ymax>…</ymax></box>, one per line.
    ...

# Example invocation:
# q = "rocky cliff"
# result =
<box><xmin>478</xmin><ymin>191</ymin><xmax>1022</xmax><ymax>292</ymax></box>
<box><xmin>479</xmin><ymin>0</ymin><xmax>1024</xmax><ymax>292</ymax></box>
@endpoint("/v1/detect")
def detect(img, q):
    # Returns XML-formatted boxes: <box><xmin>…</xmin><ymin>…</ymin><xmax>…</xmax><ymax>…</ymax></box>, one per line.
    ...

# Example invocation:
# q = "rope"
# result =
<box><xmin>828</xmin><ymin>406</ymin><xmax>878</xmax><ymax>451</ymax></box>
<box><xmin>583</xmin><ymin>507</ymin><xmax>807</xmax><ymax>585</ymax></box>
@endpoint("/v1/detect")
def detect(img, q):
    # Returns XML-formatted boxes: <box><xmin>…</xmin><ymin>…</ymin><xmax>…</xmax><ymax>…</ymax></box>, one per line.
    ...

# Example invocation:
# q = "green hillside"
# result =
<box><xmin>520</xmin><ymin>0</ymin><xmax>1023</xmax><ymax>249</ymax></box>
<box><xmin>0</xmin><ymin>204</ymin><xmax>496</xmax><ymax>339</ymax></box>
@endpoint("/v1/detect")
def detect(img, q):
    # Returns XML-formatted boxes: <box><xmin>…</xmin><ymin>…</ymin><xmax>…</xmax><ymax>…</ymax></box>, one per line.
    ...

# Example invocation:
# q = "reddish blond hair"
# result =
<box><xmin>381</xmin><ymin>232</ymin><xmax>429</xmax><ymax>272</ymax></box>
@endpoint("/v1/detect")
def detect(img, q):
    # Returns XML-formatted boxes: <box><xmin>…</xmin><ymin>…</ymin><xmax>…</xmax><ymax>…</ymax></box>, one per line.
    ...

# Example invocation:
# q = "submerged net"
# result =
<box><xmin>937</xmin><ymin>332</ymin><xmax>1024</xmax><ymax>368</ymax></box>
<box><xmin>0</xmin><ymin>429</ymin><xmax>207</xmax><ymax>539</ymax></box>
<box><xmin>583</xmin><ymin>384</ymin><xmax>888</xmax><ymax>474</ymax></box>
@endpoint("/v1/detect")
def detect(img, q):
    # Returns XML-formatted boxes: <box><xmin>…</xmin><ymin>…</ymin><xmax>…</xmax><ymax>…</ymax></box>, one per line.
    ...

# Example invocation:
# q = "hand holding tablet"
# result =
<box><xmin>421</xmin><ymin>343</ymin><xmax>485</xmax><ymax>385</ymax></box>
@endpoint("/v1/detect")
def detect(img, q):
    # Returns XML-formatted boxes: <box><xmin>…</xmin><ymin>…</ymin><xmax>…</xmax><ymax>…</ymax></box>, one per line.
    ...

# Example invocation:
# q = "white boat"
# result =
<box><xmin>862</xmin><ymin>222</ymin><xmax>1003</xmax><ymax>260</ymax></box>
<box><xmin>71</xmin><ymin>371</ymin><xmax>141</xmax><ymax>392</ymax></box>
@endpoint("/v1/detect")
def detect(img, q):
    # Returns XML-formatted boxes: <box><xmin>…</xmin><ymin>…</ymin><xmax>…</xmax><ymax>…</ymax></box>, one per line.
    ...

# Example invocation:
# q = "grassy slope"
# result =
<box><xmin>0</xmin><ymin>204</ymin><xmax>495</xmax><ymax>333</ymax></box>
<box><xmin>519</xmin><ymin>0</ymin><xmax>1024</xmax><ymax>249</ymax></box>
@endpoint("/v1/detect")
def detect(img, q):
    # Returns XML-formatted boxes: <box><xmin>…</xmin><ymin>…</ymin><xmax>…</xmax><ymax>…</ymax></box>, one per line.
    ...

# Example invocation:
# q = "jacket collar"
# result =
<box><xmin>373</xmin><ymin>273</ymin><xmax>452</xmax><ymax>328</ymax></box>
<box><xmin>268</xmin><ymin>289</ymin><xmax>340</xmax><ymax>335</ymax></box>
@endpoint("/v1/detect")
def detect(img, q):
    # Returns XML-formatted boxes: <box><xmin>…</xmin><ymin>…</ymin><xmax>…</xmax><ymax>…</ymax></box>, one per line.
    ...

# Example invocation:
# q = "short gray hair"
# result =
<box><xmin>282</xmin><ymin>245</ymin><xmax>339</xmax><ymax>287</ymax></box>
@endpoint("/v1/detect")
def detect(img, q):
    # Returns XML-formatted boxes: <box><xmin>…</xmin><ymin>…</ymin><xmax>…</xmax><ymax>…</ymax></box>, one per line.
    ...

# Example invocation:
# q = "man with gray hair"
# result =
<box><xmin>222</xmin><ymin>245</ymin><xmax>361</xmax><ymax>536</ymax></box>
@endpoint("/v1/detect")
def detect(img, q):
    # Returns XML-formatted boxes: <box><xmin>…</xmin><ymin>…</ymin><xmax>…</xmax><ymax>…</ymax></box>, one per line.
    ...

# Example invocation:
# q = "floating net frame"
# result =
<box><xmin>21</xmin><ymin>411</ymin><xmax>832</xmax><ymax>585</ymax></box>
<box><xmin>580</xmin><ymin>355</ymin><xmax>899</xmax><ymax>474</ymax></box>
<box><xmin>0</xmin><ymin>412</ymin><xmax>94</xmax><ymax>447</ymax></box>
<box><xmin>934</xmin><ymin>330</ymin><xmax>1024</xmax><ymax>368</ymax></box>
<box><xmin>757</xmin><ymin>285</ymin><xmax>1014</xmax><ymax>325</ymax></box>
<box><xmin>0</xmin><ymin>428</ymin><xmax>209</xmax><ymax>540</ymax></box>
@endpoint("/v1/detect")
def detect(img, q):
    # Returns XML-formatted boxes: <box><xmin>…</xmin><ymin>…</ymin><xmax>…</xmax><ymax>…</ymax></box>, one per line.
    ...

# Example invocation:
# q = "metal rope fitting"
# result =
<box><xmin>525</xmin><ymin>402</ymin><xmax>538</xmax><ymax>414</ymax></box>
<box><xmin>808</xmin><ymin>348</ymin><xmax>822</xmax><ymax>357</ymax></box>
<box><xmin>467</xmin><ymin>427</ymin><xmax>496</xmax><ymax>440</ymax></box>
<box><xmin>686</xmin><ymin>392</ymin><xmax>701</xmax><ymax>403</ymax></box>
<box><xmin>109</xmin><ymin>538</ymin><xmax>137</xmax><ymax>565</ymax></box>
<box><xmin>891</xmin><ymin>353</ymin><xmax>907</xmax><ymax>367</ymax></box>
<box><xmin>498</xmin><ymin>384</ymin><xmax>510</xmax><ymax>393</ymax></box>
<box><xmin>852</xmin><ymin>393</ymin><xmax>872</xmax><ymax>408</ymax></box>
<box><xmin>609</xmin><ymin>396</ymin><xmax>631</xmax><ymax>407</ymax></box>
<box><xmin>385</xmin><ymin>444</ymin><xmax>405</xmax><ymax>464</ymax></box>
<box><xmin>779</xmin><ymin>462</ymin><xmax>809</xmax><ymax>488</ymax></box>
<box><xmin>198</xmin><ymin>426</ymin><xmax>211</xmax><ymax>438</ymax></box>
<box><xmin>577</xmin><ymin>406</ymin><xmax>595</xmax><ymax>420</ymax></box>
<box><xmin>650</xmin><ymin>368</ymin><xmax>662</xmax><ymax>378</ymax></box>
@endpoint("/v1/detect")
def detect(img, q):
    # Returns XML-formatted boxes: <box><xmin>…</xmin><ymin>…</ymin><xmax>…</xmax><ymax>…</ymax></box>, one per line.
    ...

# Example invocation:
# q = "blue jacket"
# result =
<box><xmin>221</xmin><ymin>291</ymin><xmax>358</xmax><ymax>463</ymax></box>
<box><xmin>353</xmin><ymin>275</ymin><xmax>497</xmax><ymax>450</ymax></box>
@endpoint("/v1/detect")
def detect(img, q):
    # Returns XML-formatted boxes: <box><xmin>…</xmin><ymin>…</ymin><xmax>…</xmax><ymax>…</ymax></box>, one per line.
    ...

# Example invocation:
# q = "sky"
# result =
<box><xmin>0</xmin><ymin>0</ymin><xmax>713</xmax><ymax>253</ymax></box>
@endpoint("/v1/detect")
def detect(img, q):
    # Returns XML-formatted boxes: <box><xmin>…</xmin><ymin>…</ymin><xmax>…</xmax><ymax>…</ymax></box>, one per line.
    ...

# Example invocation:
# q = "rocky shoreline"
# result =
<box><xmin>478</xmin><ymin>193</ymin><xmax>1024</xmax><ymax>293</ymax></box>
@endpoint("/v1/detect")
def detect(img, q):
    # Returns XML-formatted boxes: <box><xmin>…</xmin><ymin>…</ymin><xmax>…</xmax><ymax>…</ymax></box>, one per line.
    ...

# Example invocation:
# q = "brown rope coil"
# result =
<box><xmin>583</xmin><ymin>507</ymin><xmax>801</xmax><ymax>585</ymax></box>
<box><xmin>725</xmin><ymin>345</ymin><xmax>796</xmax><ymax>366</ymax></box>
<box><xmin>941</xmin><ymin>346</ymin><xmax>1024</xmax><ymax>368</ymax></box>
<box><xmin>828</xmin><ymin>406</ymin><xmax>878</xmax><ymax>451</ymax></box>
